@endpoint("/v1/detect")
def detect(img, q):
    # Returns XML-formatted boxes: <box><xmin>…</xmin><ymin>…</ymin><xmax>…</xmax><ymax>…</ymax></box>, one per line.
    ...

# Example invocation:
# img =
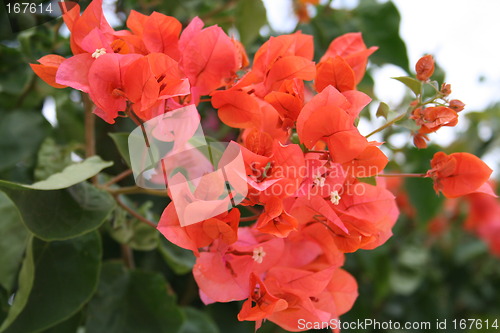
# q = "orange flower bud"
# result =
<box><xmin>440</xmin><ymin>83</ymin><xmax>452</xmax><ymax>96</ymax></box>
<box><xmin>415</xmin><ymin>54</ymin><xmax>435</xmax><ymax>81</ymax></box>
<box><xmin>449</xmin><ymin>99</ymin><xmax>465</xmax><ymax>112</ymax></box>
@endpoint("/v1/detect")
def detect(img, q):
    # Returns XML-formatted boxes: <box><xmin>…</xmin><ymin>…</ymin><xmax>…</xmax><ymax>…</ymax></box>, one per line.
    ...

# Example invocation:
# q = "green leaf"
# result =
<box><xmin>42</xmin><ymin>311</ymin><xmax>82</xmax><ymax>333</ymax></box>
<box><xmin>356</xmin><ymin>0</ymin><xmax>410</xmax><ymax>72</ymax></box>
<box><xmin>0</xmin><ymin>236</ymin><xmax>35</xmax><ymax>332</ymax></box>
<box><xmin>235</xmin><ymin>0</ymin><xmax>267</xmax><ymax>46</ymax></box>
<box><xmin>392</xmin><ymin>76</ymin><xmax>422</xmax><ymax>96</ymax></box>
<box><xmin>179</xmin><ymin>307</ymin><xmax>219</xmax><ymax>333</ymax></box>
<box><xmin>0</xmin><ymin>110</ymin><xmax>50</xmax><ymax>173</ymax></box>
<box><xmin>0</xmin><ymin>193</ymin><xmax>29</xmax><ymax>291</ymax></box>
<box><xmin>376</xmin><ymin>101</ymin><xmax>390</xmax><ymax>119</ymax></box>
<box><xmin>158</xmin><ymin>238</ymin><xmax>196</xmax><ymax>275</ymax></box>
<box><xmin>0</xmin><ymin>181</ymin><xmax>115</xmax><ymax>241</ymax></box>
<box><xmin>109</xmin><ymin>132</ymin><xmax>131</xmax><ymax>167</ymax></box>
<box><xmin>108</xmin><ymin>202</ymin><xmax>159</xmax><ymax>251</ymax></box>
<box><xmin>0</xmin><ymin>232</ymin><xmax>102</xmax><ymax>333</ymax></box>
<box><xmin>29</xmin><ymin>156</ymin><xmax>112</xmax><ymax>190</ymax></box>
<box><xmin>85</xmin><ymin>262</ymin><xmax>185</xmax><ymax>333</ymax></box>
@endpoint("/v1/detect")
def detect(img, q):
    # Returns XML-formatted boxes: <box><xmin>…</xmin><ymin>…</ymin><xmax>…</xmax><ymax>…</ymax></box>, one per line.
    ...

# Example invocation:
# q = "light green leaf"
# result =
<box><xmin>235</xmin><ymin>0</ymin><xmax>267</xmax><ymax>46</ymax></box>
<box><xmin>29</xmin><ymin>156</ymin><xmax>112</xmax><ymax>190</ymax></box>
<box><xmin>0</xmin><ymin>181</ymin><xmax>115</xmax><ymax>241</ymax></box>
<box><xmin>0</xmin><ymin>193</ymin><xmax>29</xmax><ymax>291</ymax></box>
<box><xmin>376</xmin><ymin>102</ymin><xmax>390</xmax><ymax>119</ymax></box>
<box><xmin>108</xmin><ymin>202</ymin><xmax>159</xmax><ymax>251</ymax></box>
<box><xmin>0</xmin><ymin>232</ymin><xmax>102</xmax><ymax>333</ymax></box>
<box><xmin>85</xmin><ymin>262</ymin><xmax>185</xmax><ymax>333</ymax></box>
<box><xmin>392</xmin><ymin>76</ymin><xmax>422</xmax><ymax>96</ymax></box>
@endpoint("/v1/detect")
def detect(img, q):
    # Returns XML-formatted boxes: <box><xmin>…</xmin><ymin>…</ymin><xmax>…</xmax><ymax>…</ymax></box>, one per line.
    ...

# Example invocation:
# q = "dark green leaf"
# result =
<box><xmin>405</xmin><ymin>177</ymin><xmax>443</xmax><ymax>224</ymax></box>
<box><xmin>392</xmin><ymin>76</ymin><xmax>422</xmax><ymax>96</ymax></box>
<box><xmin>158</xmin><ymin>238</ymin><xmax>196</xmax><ymax>275</ymax></box>
<box><xmin>0</xmin><ymin>110</ymin><xmax>50</xmax><ymax>173</ymax></box>
<box><xmin>85</xmin><ymin>262</ymin><xmax>185</xmax><ymax>333</ymax></box>
<box><xmin>235</xmin><ymin>0</ymin><xmax>267</xmax><ymax>46</ymax></box>
<box><xmin>29</xmin><ymin>156</ymin><xmax>112</xmax><ymax>190</ymax></box>
<box><xmin>0</xmin><ymin>181</ymin><xmax>115</xmax><ymax>241</ymax></box>
<box><xmin>109</xmin><ymin>132</ymin><xmax>131</xmax><ymax>167</ymax></box>
<box><xmin>0</xmin><ymin>193</ymin><xmax>29</xmax><ymax>291</ymax></box>
<box><xmin>0</xmin><ymin>232</ymin><xmax>101</xmax><ymax>333</ymax></box>
<box><xmin>179</xmin><ymin>307</ymin><xmax>219</xmax><ymax>333</ymax></box>
<box><xmin>356</xmin><ymin>0</ymin><xmax>410</xmax><ymax>72</ymax></box>
<box><xmin>0</xmin><ymin>236</ymin><xmax>34</xmax><ymax>332</ymax></box>
<box><xmin>42</xmin><ymin>310</ymin><xmax>82</xmax><ymax>333</ymax></box>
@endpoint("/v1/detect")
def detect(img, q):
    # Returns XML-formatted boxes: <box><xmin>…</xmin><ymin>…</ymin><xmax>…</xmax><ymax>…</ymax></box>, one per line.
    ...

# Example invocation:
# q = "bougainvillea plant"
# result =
<box><xmin>2</xmin><ymin>0</ymin><xmax>495</xmax><ymax>331</ymax></box>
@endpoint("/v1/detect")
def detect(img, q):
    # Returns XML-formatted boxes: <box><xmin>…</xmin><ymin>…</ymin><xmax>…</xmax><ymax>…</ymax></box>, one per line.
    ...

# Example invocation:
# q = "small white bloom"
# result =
<box><xmin>92</xmin><ymin>48</ymin><xmax>107</xmax><ymax>59</ymax></box>
<box><xmin>313</xmin><ymin>174</ymin><xmax>326</xmax><ymax>187</ymax></box>
<box><xmin>330</xmin><ymin>190</ymin><xmax>341</xmax><ymax>205</ymax></box>
<box><xmin>252</xmin><ymin>246</ymin><xmax>266</xmax><ymax>264</ymax></box>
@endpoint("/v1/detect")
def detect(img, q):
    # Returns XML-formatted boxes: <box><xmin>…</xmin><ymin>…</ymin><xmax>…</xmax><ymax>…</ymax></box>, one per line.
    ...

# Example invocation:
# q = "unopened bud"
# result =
<box><xmin>441</xmin><ymin>83</ymin><xmax>452</xmax><ymax>96</ymax></box>
<box><xmin>416</xmin><ymin>55</ymin><xmax>435</xmax><ymax>81</ymax></box>
<box><xmin>449</xmin><ymin>99</ymin><xmax>465</xmax><ymax>112</ymax></box>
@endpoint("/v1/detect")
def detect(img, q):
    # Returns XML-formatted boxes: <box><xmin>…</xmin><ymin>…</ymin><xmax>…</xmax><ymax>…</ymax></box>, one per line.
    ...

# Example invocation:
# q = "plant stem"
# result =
<box><xmin>82</xmin><ymin>93</ymin><xmax>97</xmax><ymax>184</ymax></box>
<box><xmin>120</xmin><ymin>244</ymin><xmax>135</xmax><ymax>269</ymax></box>
<box><xmin>240</xmin><ymin>215</ymin><xmax>259</xmax><ymax>222</ymax></box>
<box><xmin>103</xmin><ymin>169</ymin><xmax>133</xmax><ymax>187</ymax></box>
<box><xmin>107</xmin><ymin>185</ymin><xmax>169</xmax><ymax>197</ymax></box>
<box><xmin>114</xmin><ymin>195</ymin><xmax>157</xmax><ymax>228</ymax></box>
<box><xmin>83</xmin><ymin>93</ymin><xmax>96</xmax><ymax>158</ymax></box>
<box><xmin>378</xmin><ymin>173</ymin><xmax>427</xmax><ymax>178</ymax></box>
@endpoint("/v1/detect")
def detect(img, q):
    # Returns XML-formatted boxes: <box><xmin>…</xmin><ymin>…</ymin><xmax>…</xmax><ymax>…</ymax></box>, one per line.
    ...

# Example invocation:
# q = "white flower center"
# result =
<box><xmin>92</xmin><ymin>48</ymin><xmax>107</xmax><ymax>59</ymax></box>
<box><xmin>252</xmin><ymin>246</ymin><xmax>266</xmax><ymax>264</ymax></box>
<box><xmin>313</xmin><ymin>174</ymin><xmax>326</xmax><ymax>187</ymax></box>
<box><xmin>330</xmin><ymin>190</ymin><xmax>341</xmax><ymax>205</ymax></box>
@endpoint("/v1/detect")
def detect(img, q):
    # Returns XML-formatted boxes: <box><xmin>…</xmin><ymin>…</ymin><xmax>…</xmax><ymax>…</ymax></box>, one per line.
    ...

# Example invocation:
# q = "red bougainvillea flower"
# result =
<box><xmin>427</xmin><ymin>152</ymin><xmax>494</xmax><ymax>198</ymax></box>
<box><xmin>265</xmin><ymin>78</ymin><xmax>305</xmax><ymax>129</ymax></box>
<box><xmin>178</xmin><ymin>17</ymin><xmax>241</xmax><ymax>100</ymax></box>
<box><xmin>415</xmin><ymin>54</ymin><xmax>435</xmax><ymax>81</ymax></box>
<box><xmin>315</xmin><ymin>55</ymin><xmax>356</xmax><ymax>93</ymax></box>
<box><xmin>464</xmin><ymin>191</ymin><xmax>500</xmax><ymax>256</ymax></box>
<box><xmin>411</xmin><ymin>106</ymin><xmax>458</xmax><ymax>133</ymax></box>
<box><xmin>193</xmin><ymin>228</ymin><xmax>285</xmax><ymax>304</ymax></box>
<box><xmin>256</xmin><ymin>197</ymin><xmax>299</xmax><ymax>238</ymax></box>
<box><xmin>123</xmin><ymin>53</ymin><xmax>190</xmax><ymax>119</ymax></box>
<box><xmin>87</xmin><ymin>53</ymin><xmax>142</xmax><ymax>123</ymax></box>
<box><xmin>29</xmin><ymin>55</ymin><xmax>67</xmax><ymax>88</ymax></box>
<box><xmin>237</xmin><ymin>273</ymin><xmax>288</xmax><ymax>328</ymax></box>
<box><xmin>320</xmin><ymin>32</ymin><xmax>378</xmax><ymax>84</ymax></box>
<box><xmin>296</xmin><ymin>86</ymin><xmax>374</xmax><ymax>164</ymax></box>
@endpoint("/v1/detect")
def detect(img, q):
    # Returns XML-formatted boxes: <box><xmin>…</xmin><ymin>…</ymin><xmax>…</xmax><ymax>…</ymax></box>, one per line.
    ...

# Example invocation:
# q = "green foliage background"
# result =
<box><xmin>0</xmin><ymin>0</ymin><xmax>499</xmax><ymax>332</ymax></box>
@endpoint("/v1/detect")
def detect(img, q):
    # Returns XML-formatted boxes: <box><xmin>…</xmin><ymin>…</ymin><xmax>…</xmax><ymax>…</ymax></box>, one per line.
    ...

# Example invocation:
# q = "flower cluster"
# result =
<box><xmin>409</xmin><ymin>55</ymin><xmax>466</xmax><ymax>149</ymax></box>
<box><xmin>30</xmin><ymin>0</ymin><xmax>498</xmax><ymax>330</ymax></box>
